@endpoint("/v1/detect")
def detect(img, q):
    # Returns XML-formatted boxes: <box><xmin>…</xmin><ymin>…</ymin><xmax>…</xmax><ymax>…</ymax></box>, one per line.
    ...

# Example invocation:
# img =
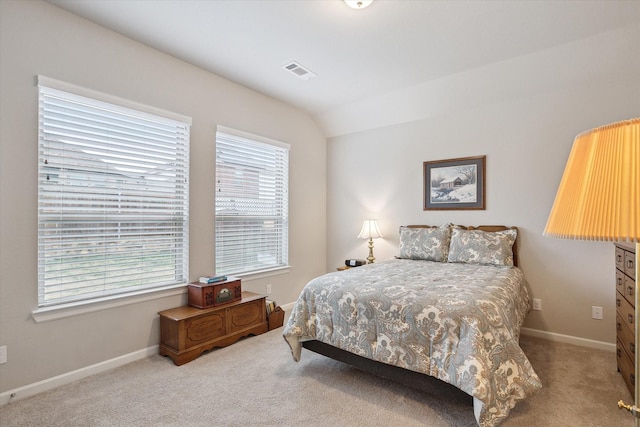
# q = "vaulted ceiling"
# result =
<box><xmin>48</xmin><ymin>0</ymin><xmax>640</xmax><ymax>136</ymax></box>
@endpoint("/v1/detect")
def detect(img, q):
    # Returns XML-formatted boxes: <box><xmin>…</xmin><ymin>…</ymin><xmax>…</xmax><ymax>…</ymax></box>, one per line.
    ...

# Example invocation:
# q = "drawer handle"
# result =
<box><xmin>628</xmin><ymin>286</ymin><xmax>634</xmax><ymax>296</ymax></box>
<box><xmin>618</xmin><ymin>321</ymin><xmax>622</xmax><ymax>331</ymax></box>
<box><xmin>629</xmin><ymin>314</ymin><xmax>634</xmax><ymax>324</ymax></box>
<box><xmin>631</xmin><ymin>343</ymin><xmax>636</xmax><ymax>354</ymax></box>
<box><xmin>618</xmin><ymin>348</ymin><xmax>623</xmax><ymax>358</ymax></box>
<box><xmin>618</xmin><ymin>277</ymin><xmax>624</xmax><ymax>286</ymax></box>
<box><xmin>628</xmin><ymin>260</ymin><xmax>635</xmax><ymax>269</ymax></box>
<box><xmin>617</xmin><ymin>298</ymin><xmax>622</xmax><ymax>307</ymax></box>
<box><xmin>618</xmin><ymin>254</ymin><xmax>624</xmax><ymax>263</ymax></box>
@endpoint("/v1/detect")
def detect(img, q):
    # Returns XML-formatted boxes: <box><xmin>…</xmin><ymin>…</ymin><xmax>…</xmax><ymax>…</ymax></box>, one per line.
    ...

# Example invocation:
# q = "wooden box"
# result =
<box><xmin>159</xmin><ymin>292</ymin><xmax>267</xmax><ymax>365</ymax></box>
<box><xmin>188</xmin><ymin>277</ymin><xmax>242</xmax><ymax>308</ymax></box>
<box><xmin>268</xmin><ymin>306</ymin><xmax>285</xmax><ymax>330</ymax></box>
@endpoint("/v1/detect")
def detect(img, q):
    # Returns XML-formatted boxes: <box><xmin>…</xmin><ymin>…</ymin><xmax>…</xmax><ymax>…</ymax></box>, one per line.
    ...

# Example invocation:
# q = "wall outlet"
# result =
<box><xmin>592</xmin><ymin>306</ymin><xmax>603</xmax><ymax>320</ymax></box>
<box><xmin>0</xmin><ymin>345</ymin><xmax>7</xmax><ymax>364</ymax></box>
<box><xmin>266</xmin><ymin>284</ymin><xmax>272</xmax><ymax>295</ymax></box>
<box><xmin>532</xmin><ymin>298</ymin><xmax>542</xmax><ymax>311</ymax></box>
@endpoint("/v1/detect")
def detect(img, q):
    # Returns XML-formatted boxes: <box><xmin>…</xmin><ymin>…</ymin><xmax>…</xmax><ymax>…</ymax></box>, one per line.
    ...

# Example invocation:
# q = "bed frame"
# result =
<box><xmin>301</xmin><ymin>225</ymin><xmax>519</xmax><ymax>403</ymax></box>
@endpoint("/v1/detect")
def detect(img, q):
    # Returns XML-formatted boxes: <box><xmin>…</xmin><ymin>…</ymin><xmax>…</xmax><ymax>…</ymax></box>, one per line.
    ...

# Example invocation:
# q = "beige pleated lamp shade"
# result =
<box><xmin>544</xmin><ymin>118</ymin><xmax>639</xmax><ymax>242</ymax></box>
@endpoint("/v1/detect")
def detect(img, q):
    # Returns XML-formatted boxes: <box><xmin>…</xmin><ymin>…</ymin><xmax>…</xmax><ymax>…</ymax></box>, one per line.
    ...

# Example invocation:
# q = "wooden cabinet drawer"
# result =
<box><xmin>617</xmin><ymin>246</ymin><xmax>626</xmax><ymax>271</ymax></box>
<box><xmin>626</xmin><ymin>249</ymin><xmax>636</xmax><ymax>280</ymax></box>
<box><xmin>617</xmin><ymin>313</ymin><xmax>635</xmax><ymax>360</ymax></box>
<box><xmin>625</xmin><ymin>275</ymin><xmax>636</xmax><ymax>306</ymax></box>
<box><xmin>618</xmin><ymin>339</ymin><xmax>635</xmax><ymax>396</ymax></box>
<box><xmin>617</xmin><ymin>291</ymin><xmax>635</xmax><ymax>332</ymax></box>
<box><xmin>617</xmin><ymin>270</ymin><xmax>626</xmax><ymax>296</ymax></box>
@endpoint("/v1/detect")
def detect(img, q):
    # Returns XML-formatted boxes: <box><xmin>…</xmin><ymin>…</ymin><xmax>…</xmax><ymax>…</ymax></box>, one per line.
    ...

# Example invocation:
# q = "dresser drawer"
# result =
<box><xmin>623</xmin><ymin>274</ymin><xmax>636</xmax><ymax>306</ymax></box>
<box><xmin>625</xmin><ymin>275</ymin><xmax>637</xmax><ymax>306</ymax></box>
<box><xmin>617</xmin><ymin>313</ymin><xmax>635</xmax><ymax>359</ymax></box>
<box><xmin>626</xmin><ymin>249</ymin><xmax>636</xmax><ymax>280</ymax></box>
<box><xmin>617</xmin><ymin>246</ymin><xmax>627</xmax><ymax>271</ymax></box>
<box><xmin>618</xmin><ymin>339</ymin><xmax>635</xmax><ymax>396</ymax></box>
<box><xmin>617</xmin><ymin>291</ymin><xmax>635</xmax><ymax>332</ymax></box>
<box><xmin>617</xmin><ymin>270</ymin><xmax>626</xmax><ymax>296</ymax></box>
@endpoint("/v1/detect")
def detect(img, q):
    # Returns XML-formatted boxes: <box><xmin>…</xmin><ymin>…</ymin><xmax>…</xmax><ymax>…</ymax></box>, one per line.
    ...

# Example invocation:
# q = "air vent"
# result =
<box><xmin>282</xmin><ymin>61</ymin><xmax>317</xmax><ymax>81</ymax></box>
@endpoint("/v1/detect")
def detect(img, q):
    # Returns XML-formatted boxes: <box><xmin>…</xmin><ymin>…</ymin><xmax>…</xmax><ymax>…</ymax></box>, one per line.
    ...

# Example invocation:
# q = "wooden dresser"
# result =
<box><xmin>159</xmin><ymin>291</ymin><xmax>268</xmax><ymax>365</ymax></box>
<box><xmin>616</xmin><ymin>243</ymin><xmax>636</xmax><ymax>396</ymax></box>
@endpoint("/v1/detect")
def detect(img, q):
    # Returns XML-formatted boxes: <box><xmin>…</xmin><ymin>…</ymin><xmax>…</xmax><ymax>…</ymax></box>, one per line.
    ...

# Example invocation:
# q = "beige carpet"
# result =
<box><xmin>0</xmin><ymin>328</ymin><xmax>632</xmax><ymax>427</ymax></box>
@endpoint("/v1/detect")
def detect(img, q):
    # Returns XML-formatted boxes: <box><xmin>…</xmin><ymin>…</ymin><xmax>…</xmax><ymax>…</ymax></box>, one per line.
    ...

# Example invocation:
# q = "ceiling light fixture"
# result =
<box><xmin>345</xmin><ymin>0</ymin><xmax>373</xmax><ymax>9</ymax></box>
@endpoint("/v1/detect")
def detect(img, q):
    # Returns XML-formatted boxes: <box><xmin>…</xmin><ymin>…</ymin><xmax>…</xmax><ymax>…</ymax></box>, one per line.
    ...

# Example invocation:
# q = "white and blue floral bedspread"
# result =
<box><xmin>283</xmin><ymin>258</ymin><xmax>542</xmax><ymax>426</ymax></box>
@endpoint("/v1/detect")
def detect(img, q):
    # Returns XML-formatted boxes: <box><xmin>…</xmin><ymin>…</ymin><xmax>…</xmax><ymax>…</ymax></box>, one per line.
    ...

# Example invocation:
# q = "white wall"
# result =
<box><xmin>326</xmin><ymin>24</ymin><xmax>640</xmax><ymax>345</ymax></box>
<box><xmin>0</xmin><ymin>0</ymin><xmax>326</xmax><ymax>394</ymax></box>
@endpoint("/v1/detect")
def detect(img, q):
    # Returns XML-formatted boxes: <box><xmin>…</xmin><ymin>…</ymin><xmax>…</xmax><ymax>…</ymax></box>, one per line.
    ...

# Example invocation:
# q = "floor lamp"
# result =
<box><xmin>543</xmin><ymin>118</ymin><xmax>639</xmax><ymax>424</ymax></box>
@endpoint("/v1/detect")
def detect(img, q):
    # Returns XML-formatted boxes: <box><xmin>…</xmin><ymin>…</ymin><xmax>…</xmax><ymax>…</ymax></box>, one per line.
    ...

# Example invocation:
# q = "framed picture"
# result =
<box><xmin>423</xmin><ymin>155</ymin><xmax>486</xmax><ymax>210</ymax></box>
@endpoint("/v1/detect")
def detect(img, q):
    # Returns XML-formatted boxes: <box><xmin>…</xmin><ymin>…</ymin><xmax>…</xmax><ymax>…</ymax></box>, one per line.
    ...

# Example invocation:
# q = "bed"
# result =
<box><xmin>283</xmin><ymin>224</ymin><xmax>542</xmax><ymax>427</ymax></box>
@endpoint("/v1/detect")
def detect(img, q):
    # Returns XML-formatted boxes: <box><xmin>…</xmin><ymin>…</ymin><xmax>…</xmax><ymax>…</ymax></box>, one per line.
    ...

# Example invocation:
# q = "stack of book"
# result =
<box><xmin>266</xmin><ymin>299</ymin><xmax>278</xmax><ymax>316</ymax></box>
<box><xmin>198</xmin><ymin>275</ymin><xmax>227</xmax><ymax>284</ymax></box>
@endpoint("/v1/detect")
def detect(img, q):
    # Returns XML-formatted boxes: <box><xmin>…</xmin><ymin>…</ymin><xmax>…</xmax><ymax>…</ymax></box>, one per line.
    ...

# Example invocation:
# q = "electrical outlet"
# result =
<box><xmin>532</xmin><ymin>298</ymin><xmax>542</xmax><ymax>311</ymax></box>
<box><xmin>266</xmin><ymin>284</ymin><xmax>272</xmax><ymax>295</ymax></box>
<box><xmin>592</xmin><ymin>306</ymin><xmax>603</xmax><ymax>320</ymax></box>
<box><xmin>0</xmin><ymin>345</ymin><xmax>7</xmax><ymax>364</ymax></box>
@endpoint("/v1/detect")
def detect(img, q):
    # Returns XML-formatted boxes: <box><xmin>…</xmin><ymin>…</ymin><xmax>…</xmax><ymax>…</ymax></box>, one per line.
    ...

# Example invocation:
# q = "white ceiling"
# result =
<box><xmin>48</xmin><ymin>0</ymin><xmax>640</xmax><ymax>135</ymax></box>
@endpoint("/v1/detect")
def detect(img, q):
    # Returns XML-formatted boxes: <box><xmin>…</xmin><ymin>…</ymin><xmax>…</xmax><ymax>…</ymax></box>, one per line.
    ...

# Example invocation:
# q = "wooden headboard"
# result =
<box><xmin>406</xmin><ymin>224</ymin><xmax>519</xmax><ymax>267</ymax></box>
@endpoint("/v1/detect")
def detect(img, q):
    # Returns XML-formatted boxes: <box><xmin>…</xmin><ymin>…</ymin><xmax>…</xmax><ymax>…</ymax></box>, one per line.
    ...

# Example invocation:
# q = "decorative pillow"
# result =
<box><xmin>397</xmin><ymin>224</ymin><xmax>452</xmax><ymax>262</ymax></box>
<box><xmin>447</xmin><ymin>227</ymin><xmax>517</xmax><ymax>266</ymax></box>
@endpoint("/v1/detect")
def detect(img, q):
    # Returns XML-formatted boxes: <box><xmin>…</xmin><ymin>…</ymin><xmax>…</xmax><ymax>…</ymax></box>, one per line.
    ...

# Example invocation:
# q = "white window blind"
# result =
<box><xmin>215</xmin><ymin>127</ymin><xmax>289</xmax><ymax>276</ymax></box>
<box><xmin>37</xmin><ymin>81</ymin><xmax>190</xmax><ymax>307</ymax></box>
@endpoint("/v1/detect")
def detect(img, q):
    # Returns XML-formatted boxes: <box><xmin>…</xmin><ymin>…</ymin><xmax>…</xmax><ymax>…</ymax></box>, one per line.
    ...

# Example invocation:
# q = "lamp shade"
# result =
<box><xmin>544</xmin><ymin>118</ymin><xmax>640</xmax><ymax>242</ymax></box>
<box><xmin>358</xmin><ymin>219</ymin><xmax>382</xmax><ymax>239</ymax></box>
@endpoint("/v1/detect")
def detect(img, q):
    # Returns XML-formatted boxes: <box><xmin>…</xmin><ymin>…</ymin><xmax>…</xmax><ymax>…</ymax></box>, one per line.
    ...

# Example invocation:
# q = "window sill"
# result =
<box><xmin>236</xmin><ymin>266</ymin><xmax>291</xmax><ymax>282</ymax></box>
<box><xmin>31</xmin><ymin>284</ymin><xmax>188</xmax><ymax>323</ymax></box>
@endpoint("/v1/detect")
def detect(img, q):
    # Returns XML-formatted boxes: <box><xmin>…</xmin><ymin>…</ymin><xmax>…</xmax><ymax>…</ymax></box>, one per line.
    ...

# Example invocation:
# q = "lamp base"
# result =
<box><xmin>366</xmin><ymin>238</ymin><xmax>375</xmax><ymax>264</ymax></box>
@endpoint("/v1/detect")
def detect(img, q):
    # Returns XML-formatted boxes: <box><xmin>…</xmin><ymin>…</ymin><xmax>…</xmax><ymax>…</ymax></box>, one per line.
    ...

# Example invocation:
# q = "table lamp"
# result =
<box><xmin>358</xmin><ymin>219</ymin><xmax>382</xmax><ymax>264</ymax></box>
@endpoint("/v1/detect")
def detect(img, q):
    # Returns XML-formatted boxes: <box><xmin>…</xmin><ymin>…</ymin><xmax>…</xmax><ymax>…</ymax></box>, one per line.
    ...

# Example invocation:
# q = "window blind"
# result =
<box><xmin>215</xmin><ymin>128</ymin><xmax>289</xmax><ymax>276</ymax></box>
<box><xmin>37</xmin><ymin>83</ymin><xmax>190</xmax><ymax>307</ymax></box>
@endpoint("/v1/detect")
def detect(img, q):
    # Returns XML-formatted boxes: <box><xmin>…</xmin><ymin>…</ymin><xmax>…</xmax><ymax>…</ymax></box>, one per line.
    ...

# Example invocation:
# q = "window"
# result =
<box><xmin>37</xmin><ymin>77</ymin><xmax>190</xmax><ymax>307</ymax></box>
<box><xmin>215</xmin><ymin>127</ymin><xmax>289</xmax><ymax>276</ymax></box>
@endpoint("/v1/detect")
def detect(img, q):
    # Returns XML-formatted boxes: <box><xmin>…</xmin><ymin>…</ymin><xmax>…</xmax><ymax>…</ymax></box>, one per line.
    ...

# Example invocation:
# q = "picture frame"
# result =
<box><xmin>423</xmin><ymin>155</ymin><xmax>486</xmax><ymax>210</ymax></box>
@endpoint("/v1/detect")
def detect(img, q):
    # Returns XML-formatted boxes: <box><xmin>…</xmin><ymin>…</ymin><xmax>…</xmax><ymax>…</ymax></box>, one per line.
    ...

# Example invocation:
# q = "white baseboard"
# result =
<box><xmin>520</xmin><ymin>327</ymin><xmax>615</xmax><ymax>352</ymax></box>
<box><xmin>281</xmin><ymin>301</ymin><xmax>295</xmax><ymax>313</ymax></box>
<box><xmin>0</xmin><ymin>345</ymin><xmax>158</xmax><ymax>406</ymax></box>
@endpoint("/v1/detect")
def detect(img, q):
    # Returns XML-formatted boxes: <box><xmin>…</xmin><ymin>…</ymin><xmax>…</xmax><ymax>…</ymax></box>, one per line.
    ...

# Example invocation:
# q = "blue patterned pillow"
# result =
<box><xmin>447</xmin><ymin>227</ymin><xmax>516</xmax><ymax>266</ymax></box>
<box><xmin>398</xmin><ymin>224</ymin><xmax>452</xmax><ymax>262</ymax></box>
